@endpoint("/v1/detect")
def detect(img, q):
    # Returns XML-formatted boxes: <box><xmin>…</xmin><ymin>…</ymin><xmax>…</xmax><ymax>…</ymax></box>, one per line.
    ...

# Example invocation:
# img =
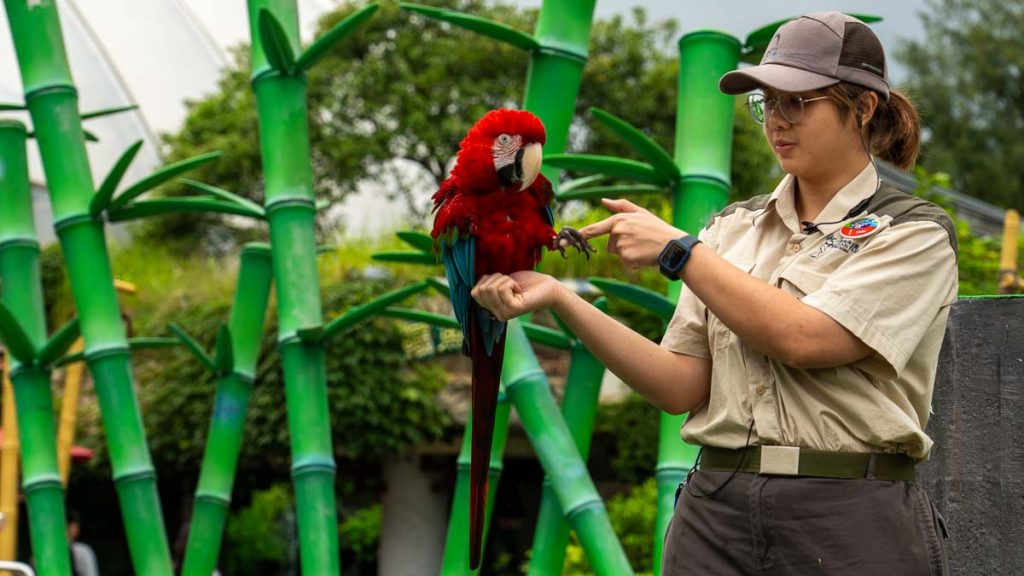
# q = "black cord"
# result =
<box><xmin>683</xmin><ymin>420</ymin><xmax>756</xmax><ymax>499</ymax></box>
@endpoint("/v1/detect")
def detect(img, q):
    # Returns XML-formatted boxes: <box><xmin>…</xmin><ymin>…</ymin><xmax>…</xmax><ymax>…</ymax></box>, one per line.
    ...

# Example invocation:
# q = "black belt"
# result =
<box><xmin>700</xmin><ymin>446</ymin><xmax>917</xmax><ymax>481</ymax></box>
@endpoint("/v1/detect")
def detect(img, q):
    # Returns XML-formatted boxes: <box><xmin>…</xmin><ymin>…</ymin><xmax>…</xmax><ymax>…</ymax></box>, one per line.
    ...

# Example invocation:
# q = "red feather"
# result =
<box><xmin>430</xmin><ymin>109</ymin><xmax>556</xmax><ymax>569</ymax></box>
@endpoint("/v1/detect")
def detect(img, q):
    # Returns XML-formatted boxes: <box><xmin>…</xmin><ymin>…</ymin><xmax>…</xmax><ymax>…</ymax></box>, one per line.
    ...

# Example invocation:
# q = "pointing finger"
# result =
<box><xmin>580</xmin><ymin>215</ymin><xmax>617</xmax><ymax>240</ymax></box>
<box><xmin>601</xmin><ymin>197</ymin><xmax>645</xmax><ymax>213</ymax></box>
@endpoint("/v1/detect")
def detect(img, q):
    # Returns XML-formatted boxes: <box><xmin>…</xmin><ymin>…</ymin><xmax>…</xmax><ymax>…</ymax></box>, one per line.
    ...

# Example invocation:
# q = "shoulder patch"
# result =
<box><xmin>866</xmin><ymin>182</ymin><xmax>958</xmax><ymax>255</ymax></box>
<box><xmin>704</xmin><ymin>194</ymin><xmax>772</xmax><ymax>231</ymax></box>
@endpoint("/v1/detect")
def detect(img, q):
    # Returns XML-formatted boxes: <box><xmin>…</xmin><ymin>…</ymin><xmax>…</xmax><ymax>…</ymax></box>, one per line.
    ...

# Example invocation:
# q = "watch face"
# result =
<box><xmin>664</xmin><ymin>242</ymin><xmax>686</xmax><ymax>268</ymax></box>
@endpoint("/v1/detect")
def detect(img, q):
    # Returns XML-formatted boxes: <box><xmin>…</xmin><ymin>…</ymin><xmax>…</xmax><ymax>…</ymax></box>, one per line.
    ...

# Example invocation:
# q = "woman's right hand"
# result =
<box><xmin>471</xmin><ymin>271</ymin><xmax>566</xmax><ymax>321</ymax></box>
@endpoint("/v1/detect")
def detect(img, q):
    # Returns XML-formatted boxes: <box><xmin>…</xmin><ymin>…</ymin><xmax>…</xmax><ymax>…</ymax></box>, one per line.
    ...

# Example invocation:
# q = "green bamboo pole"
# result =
<box><xmin>651</xmin><ymin>31</ymin><xmax>740</xmax><ymax>573</ymax></box>
<box><xmin>2</xmin><ymin>2</ymin><xmax>173</xmax><ymax>573</ymax></box>
<box><xmin>182</xmin><ymin>243</ymin><xmax>273</xmax><ymax>576</ymax></box>
<box><xmin>0</xmin><ymin>119</ymin><xmax>72</xmax><ymax>576</ymax></box>
<box><xmin>527</xmin><ymin>299</ymin><xmax>608</xmax><ymax>575</ymax></box>
<box><xmin>504</xmin><ymin>320</ymin><xmax>633</xmax><ymax>576</ymax></box>
<box><xmin>246</xmin><ymin>3</ymin><xmax>381</xmax><ymax>573</ymax></box>
<box><xmin>522</xmin><ymin>0</ymin><xmax>597</xmax><ymax>188</ymax></box>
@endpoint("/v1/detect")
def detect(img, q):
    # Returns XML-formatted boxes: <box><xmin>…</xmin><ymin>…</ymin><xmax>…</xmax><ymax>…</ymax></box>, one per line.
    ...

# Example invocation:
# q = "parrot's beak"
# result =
<box><xmin>518</xmin><ymin>142</ymin><xmax>543</xmax><ymax>191</ymax></box>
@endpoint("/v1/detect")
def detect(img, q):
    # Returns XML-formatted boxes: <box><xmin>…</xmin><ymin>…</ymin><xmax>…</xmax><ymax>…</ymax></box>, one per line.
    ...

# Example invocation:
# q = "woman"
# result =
<box><xmin>471</xmin><ymin>12</ymin><xmax>954</xmax><ymax>576</ymax></box>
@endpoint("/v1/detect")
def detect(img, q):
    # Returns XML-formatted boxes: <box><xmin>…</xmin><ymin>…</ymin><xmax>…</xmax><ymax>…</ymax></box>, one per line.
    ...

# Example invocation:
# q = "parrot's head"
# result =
<box><xmin>454</xmin><ymin>109</ymin><xmax>546</xmax><ymax>192</ymax></box>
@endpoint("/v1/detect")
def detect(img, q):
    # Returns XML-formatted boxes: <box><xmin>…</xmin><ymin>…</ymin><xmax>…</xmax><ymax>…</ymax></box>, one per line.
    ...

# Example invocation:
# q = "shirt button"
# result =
<box><xmin>755</xmin><ymin>385</ymin><xmax>767</xmax><ymax>396</ymax></box>
<box><xmin>790</xmin><ymin>243</ymin><xmax>801</xmax><ymax>253</ymax></box>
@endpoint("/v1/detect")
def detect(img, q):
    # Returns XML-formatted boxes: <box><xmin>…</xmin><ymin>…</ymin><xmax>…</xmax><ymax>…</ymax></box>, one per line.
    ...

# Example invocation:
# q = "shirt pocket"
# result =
<box><xmin>778</xmin><ymin>263</ymin><xmax>831</xmax><ymax>299</ymax></box>
<box><xmin>708</xmin><ymin>260</ymin><xmax>754</xmax><ymax>351</ymax></box>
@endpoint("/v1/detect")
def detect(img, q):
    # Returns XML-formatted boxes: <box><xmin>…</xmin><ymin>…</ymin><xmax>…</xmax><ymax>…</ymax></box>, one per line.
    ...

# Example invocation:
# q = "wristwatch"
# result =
<box><xmin>658</xmin><ymin>235</ymin><xmax>701</xmax><ymax>280</ymax></box>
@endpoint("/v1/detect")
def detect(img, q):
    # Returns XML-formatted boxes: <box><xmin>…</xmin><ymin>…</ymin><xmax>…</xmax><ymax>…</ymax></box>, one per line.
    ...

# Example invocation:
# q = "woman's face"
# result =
<box><xmin>761</xmin><ymin>88</ymin><xmax>865</xmax><ymax>182</ymax></box>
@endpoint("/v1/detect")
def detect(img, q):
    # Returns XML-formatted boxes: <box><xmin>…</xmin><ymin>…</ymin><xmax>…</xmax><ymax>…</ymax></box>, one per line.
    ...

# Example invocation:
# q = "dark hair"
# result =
<box><xmin>823</xmin><ymin>83</ymin><xmax>921</xmax><ymax>171</ymax></box>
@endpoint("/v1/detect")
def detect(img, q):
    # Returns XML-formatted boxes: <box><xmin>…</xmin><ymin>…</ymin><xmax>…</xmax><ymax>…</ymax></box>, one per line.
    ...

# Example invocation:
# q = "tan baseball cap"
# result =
<box><xmin>720</xmin><ymin>12</ymin><xmax>890</xmax><ymax>100</ymax></box>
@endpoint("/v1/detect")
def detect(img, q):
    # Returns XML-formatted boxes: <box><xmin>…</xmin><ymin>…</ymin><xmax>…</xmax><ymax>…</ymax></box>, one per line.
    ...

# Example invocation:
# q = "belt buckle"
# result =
<box><xmin>759</xmin><ymin>446</ymin><xmax>800</xmax><ymax>476</ymax></box>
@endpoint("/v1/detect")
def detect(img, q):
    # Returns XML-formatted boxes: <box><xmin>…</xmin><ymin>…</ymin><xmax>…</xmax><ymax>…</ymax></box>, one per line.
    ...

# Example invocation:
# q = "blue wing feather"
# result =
<box><xmin>440</xmin><ymin>234</ymin><xmax>505</xmax><ymax>357</ymax></box>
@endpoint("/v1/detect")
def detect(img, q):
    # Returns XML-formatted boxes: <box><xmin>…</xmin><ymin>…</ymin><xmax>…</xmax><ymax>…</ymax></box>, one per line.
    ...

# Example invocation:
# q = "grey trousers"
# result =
<box><xmin>662</xmin><ymin>470</ymin><xmax>949</xmax><ymax>576</ymax></box>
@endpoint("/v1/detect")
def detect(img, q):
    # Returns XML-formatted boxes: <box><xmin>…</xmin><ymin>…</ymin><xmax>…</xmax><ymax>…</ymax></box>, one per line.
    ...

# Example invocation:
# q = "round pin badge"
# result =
<box><xmin>840</xmin><ymin>217</ymin><xmax>880</xmax><ymax>239</ymax></box>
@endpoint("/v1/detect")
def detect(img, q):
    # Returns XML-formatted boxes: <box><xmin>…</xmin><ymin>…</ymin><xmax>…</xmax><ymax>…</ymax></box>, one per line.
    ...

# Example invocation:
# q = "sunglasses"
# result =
<box><xmin>746</xmin><ymin>93</ymin><xmax>830</xmax><ymax>125</ymax></box>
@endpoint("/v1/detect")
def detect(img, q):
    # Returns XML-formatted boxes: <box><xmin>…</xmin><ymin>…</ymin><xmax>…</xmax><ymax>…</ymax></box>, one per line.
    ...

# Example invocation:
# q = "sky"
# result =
<box><xmin>515</xmin><ymin>0</ymin><xmax>931</xmax><ymax>85</ymax></box>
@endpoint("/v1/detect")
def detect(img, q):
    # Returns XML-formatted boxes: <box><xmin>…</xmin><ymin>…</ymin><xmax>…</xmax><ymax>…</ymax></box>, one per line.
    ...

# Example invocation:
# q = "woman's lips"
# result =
<box><xmin>773</xmin><ymin>140</ymin><xmax>796</xmax><ymax>155</ymax></box>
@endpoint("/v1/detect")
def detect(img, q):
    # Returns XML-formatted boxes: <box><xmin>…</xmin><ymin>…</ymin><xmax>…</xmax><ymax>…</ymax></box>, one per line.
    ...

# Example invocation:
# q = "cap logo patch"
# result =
<box><xmin>840</xmin><ymin>216</ymin><xmax>879</xmax><ymax>238</ymax></box>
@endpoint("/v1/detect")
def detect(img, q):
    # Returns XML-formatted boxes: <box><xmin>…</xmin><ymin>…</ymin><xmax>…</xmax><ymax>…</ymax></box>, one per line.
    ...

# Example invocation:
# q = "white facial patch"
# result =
<box><xmin>492</xmin><ymin>133</ymin><xmax>523</xmax><ymax>170</ymax></box>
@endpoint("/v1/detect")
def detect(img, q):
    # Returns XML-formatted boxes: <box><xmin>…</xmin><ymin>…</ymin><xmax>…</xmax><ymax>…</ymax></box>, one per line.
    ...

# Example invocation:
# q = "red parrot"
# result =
<box><xmin>431</xmin><ymin>109</ymin><xmax>592</xmax><ymax>568</ymax></box>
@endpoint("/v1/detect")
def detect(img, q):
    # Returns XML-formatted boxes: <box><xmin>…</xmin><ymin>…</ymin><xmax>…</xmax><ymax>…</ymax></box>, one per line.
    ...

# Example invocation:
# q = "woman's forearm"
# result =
<box><xmin>551</xmin><ymin>285</ymin><xmax>710</xmax><ymax>414</ymax></box>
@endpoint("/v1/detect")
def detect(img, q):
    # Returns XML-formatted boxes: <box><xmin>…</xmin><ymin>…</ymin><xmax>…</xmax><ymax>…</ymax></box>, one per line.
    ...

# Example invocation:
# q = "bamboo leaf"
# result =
<box><xmin>178</xmin><ymin>178</ymin><xmax>266</xmax><ymax>217</ymax></box>
<box><xmin>588</xmin><ymin>277</ymin><xmax>676</xmax><ymax>321</ymax></box>
<box><xmin>0</xmin><ymin>103</ymin><xmax>25</xmax><ymax>111</ymax></box>
<box><xmin>80</xmin><ymin>104</ymin><xmax>138</xmax><ymax>121</ymax></box>
<box><xmin>258</xmin><ymin>9</ymin><xmax>296</xmax><ymax>74</ymax></box>
<box><xmin>316</xmin><ymin>245</ymin><xmax>338</xmax><ymax>255</ymax></box>
<box><xmin>590</xmin><ymin>107</ymin><xmax>680</xmax><ymax>181</ymax></box>
<box><xmin>0</xmin><ymin>301</ymin><xmax>36</xmax><ymax>364</ymax></box>
<box><xmin>110</xmin><ymin>151</ymin><xmax>221</xmax><ymax>210</ymax></box>
<box><xmin>36</xmin><ymin>317</ymin><xmax>80</xmax><ymax>367</ymax></box>
<box><xmin>214</xmin><ymin>325</ymin><xmax>233</xmax><ymax>374</ymax></box>
<box><xmin>560</xmin><ymin>174</ymin><xmax>609</xmax><ymax>193</ymax></box>
<box><xmin>296</xmin><ymin>326</ymin><xmax>325</xmax><ymax>342</ymax></box>
<box><xmin>296</xmin><ymin>3</ymin><xmax>380</xmax><ymax>72</ymax></box>
<box><xmin>400</xmin><ymin>3</ymin><xmax>539</xmax><ymax>51</ymax></box>
<box><xmin>396</xmin><ymin>231</ymin><xmax>434</xmax><ymax>253</ymax></box>
<box><xmin>168</xmin><ymin>323</ymin><xmax>216</xmax><ymax>371</ymax></box>
<box><xmin>323</xmin><ymin>280</ymin><xmax>430</xmax><ymax>341</ymax></box>
<box><xmin>128</xmin><ymin>337</ymin><xmax>181</xmax><ymax>350</ymax></box>
<box><xmin>371</xmin><ymin>251</ymin><xmax>439</xmax><ymax>265</ymax></box>
<box><xmin>521</xmin><ymin>322</ymin><xmax>571</xmax><ymax>350</ymax></box>
<box><xmin>91</xmin><ymin>140</ymin><xmax>144</xmax><ymax>217</ymax></box>
<box><xmin>108</xmin><ymin>198</ymin><xmax>263</xmax><ymax>222</ymax></box>
<box><xmin>543</xmin><ymin>154</ymin><xmax>667</xmax><ymax>185</ymax></box>
<box><xmin>426</xmin><ymin>277</ymin><xmax>450</xmax><ymax>299</ymax></box>
<box><xmin>53</xmin><ymin>337</ymin><xmax>180</xmax><ymax>368</ymax></box>
<box><xmin>83</xmin><ymin>130</ymin><xmax>99</xmax><ymax>143</ymax></box>
<box><xmin>742</xmin><ymin>14</ymin><xmax>881</xmax><ymax>63</ymax></box>
<box><xmin>557</xmin><ymin>184</ymin><xmax>666</xmax><ymax>202</ymax></box>
<box><xmin>380</xmin><ymin>307</ymin><xmax>459</xmax><ymax>329</ymax></box>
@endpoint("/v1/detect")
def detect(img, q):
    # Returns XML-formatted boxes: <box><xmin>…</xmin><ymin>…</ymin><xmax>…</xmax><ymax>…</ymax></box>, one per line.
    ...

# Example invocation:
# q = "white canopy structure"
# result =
<box><xmin>0</xmin><ymin>0</ymin><xmax>378</xmax><ymax>243</ymax></box>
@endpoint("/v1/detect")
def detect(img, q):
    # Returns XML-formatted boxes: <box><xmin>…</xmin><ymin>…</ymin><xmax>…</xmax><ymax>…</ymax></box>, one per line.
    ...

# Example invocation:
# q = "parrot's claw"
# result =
<box><xmin>555</xmin><ymin>227</ymin><xmax>597</xmax><ymax>260</ymax></box>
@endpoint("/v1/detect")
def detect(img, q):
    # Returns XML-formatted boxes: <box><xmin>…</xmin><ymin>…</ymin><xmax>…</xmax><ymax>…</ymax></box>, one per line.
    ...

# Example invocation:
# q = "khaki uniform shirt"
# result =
<box><xmin>660</xmin><ymin>163</ymin><xmax>958</xmax><ymax>460</ymax></box>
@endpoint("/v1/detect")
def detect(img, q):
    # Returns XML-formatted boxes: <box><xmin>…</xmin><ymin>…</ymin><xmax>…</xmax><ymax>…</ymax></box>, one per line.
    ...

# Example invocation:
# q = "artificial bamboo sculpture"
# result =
<box><xmin>526</xmin><ymin>299</ymin><xmax>609</xmax><ymax>575</ymax></box>
<box><xmin>245</xmin><ymin>2</ymin><xmax>379</xmax><ymax>573</ymax></box>
<box><xmin>4</xmin><ymin>2</ymin><xmax>261</xmax><ymax>572</ymax></box>
<box><xmin>181</xmin><ymin>243</ymin><xmax>273</xmax><ymax>576</ymax></box>
<box><xmin>0</xmin><ymin>119</ymin><xmax>72</xmax><ymax>576</ymax></box>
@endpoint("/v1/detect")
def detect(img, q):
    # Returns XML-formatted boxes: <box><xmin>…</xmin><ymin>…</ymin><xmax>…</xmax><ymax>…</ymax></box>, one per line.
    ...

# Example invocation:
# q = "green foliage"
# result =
<box><xmin>339</xmin><ymin>504</ymin><xmax>382</xmax><ymax>564</ymax></box>
<box><xmin>224</xmin><ymin>484</ymin><xmax>293</xmax><ymax>575</ymax></box>
<box><xmin>593</xmin><ymin>394</ymin><xmax>659</xmax><ymax>486</ymax></box>
<box><xmin>68</xmin><ymin>239</ymin><xmax>449</xmax><ymax>474</ymax></box>
<box><xmin>897</xmin><ymin>0</ymin><xmax>1024</xmax><ymax>210</ymax></box>
<box><xmin>562</xmin><ymin>477</ymin><xmax>658</xmax><ymax>575</ymax></box>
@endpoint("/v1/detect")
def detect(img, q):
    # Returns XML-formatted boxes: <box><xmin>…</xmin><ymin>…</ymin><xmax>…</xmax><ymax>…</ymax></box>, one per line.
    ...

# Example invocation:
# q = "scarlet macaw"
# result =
<box><xmin>431</xmin><ymin>109</ymin><xmax>592</xmax><ymax>568</ymax></box>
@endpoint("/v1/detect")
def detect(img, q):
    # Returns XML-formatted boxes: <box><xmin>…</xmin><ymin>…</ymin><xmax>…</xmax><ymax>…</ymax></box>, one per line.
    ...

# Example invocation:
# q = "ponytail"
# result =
<box><xmin>824</xmin><ymin>84</ymin><xmax>922</xmax><ymax>171</ymax></box>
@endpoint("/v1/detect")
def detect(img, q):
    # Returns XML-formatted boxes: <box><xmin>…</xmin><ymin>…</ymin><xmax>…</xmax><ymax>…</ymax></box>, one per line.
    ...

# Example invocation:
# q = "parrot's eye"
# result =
<box><xmin>497</xmin><ymin>134</ymin><xmax>512</xmax><ymax>145</ymax></box>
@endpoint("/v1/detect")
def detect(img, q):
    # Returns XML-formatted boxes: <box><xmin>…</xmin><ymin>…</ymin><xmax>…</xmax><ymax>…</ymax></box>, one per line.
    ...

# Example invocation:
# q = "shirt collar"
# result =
<box><xmin>758</xmin><ymin>162</ymin><xmax>879</xmax><ymax>236</ymax></box>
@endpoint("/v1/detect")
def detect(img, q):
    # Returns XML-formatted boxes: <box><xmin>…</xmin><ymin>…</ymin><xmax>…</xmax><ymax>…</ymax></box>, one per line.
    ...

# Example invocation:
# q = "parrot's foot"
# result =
<box><xmin>555</xmin><ymin>226</ymin><xmax>597</xmax><ymax>259</ymax></box>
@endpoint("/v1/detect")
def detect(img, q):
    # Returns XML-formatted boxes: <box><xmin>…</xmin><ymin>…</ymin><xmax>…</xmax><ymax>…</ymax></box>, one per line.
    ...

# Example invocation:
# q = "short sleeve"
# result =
<box><xmin>801</xmin><ymin>220</ymin><xmax>957</xmax><ymax>376</ymax></box>
<box><xmin>659</xmin><ymin>223</ymin><xmax>718</xmax><ymax>358</ymax></box>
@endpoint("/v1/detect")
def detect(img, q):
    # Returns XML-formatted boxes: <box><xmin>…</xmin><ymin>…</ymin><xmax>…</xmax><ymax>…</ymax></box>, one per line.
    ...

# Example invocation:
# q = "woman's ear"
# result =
<box><xmin>858</xmin><ymin>91</ymin><xmax>880</xmax><ymax>125</ymax></box>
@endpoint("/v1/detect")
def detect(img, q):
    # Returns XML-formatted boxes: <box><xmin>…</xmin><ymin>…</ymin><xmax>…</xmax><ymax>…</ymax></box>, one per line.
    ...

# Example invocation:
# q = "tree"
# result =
<box><xmin>149</xmin><ymin>0</ymin><xmax>777</xmax><ymax>253</ymax></box>
<box><xmin>896</xmin><ymin>0</ymin><xmax>1024</xmax><ymax>209</ymax></box>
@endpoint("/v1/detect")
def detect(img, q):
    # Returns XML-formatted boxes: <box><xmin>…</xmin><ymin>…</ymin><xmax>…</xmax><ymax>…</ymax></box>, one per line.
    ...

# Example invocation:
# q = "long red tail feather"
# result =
<box><xmin>468</xmin><ymin>318</ymin><xmax>505</xmax><ymax>570</ymax></box>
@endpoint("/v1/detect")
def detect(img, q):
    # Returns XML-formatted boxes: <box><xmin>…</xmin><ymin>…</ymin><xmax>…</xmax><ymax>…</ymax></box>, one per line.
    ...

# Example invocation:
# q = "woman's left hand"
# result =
<box><xmin>579</xmin><ymin>198</ymin><xmax>687</xmax><ymax>269</ymax></box>
<box><xmin>471</xmin><ymin>271</ymin><xmax>566</xmax><ymax>321</ymax></box>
